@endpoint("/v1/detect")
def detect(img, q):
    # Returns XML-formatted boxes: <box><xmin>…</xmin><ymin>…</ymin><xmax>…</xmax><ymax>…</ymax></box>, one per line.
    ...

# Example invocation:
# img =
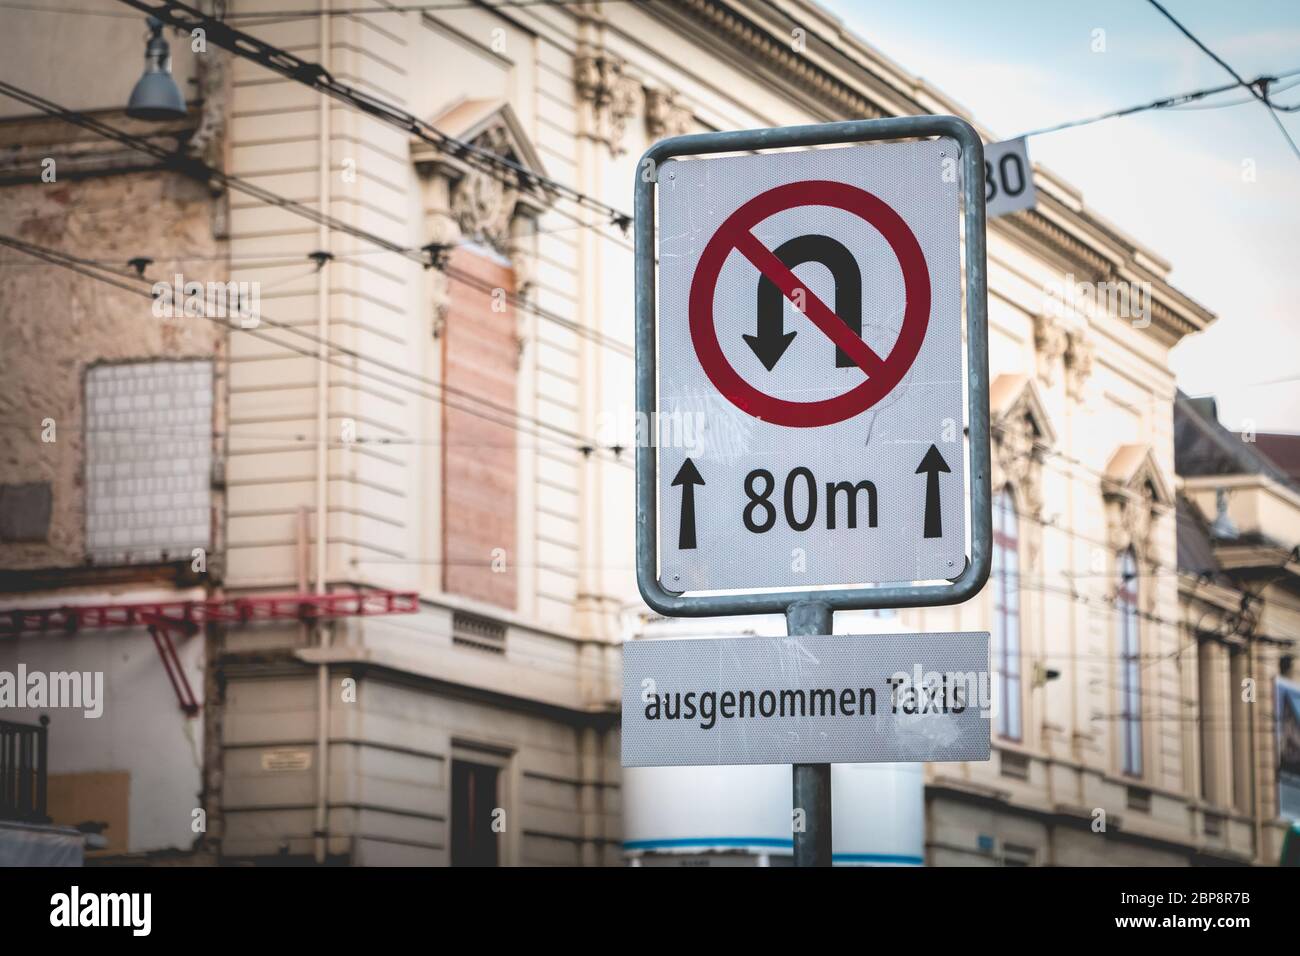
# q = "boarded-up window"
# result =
<box><xmin>46</xmin><ymin>770</ymin><xmax>131</xmax><ymax>856</ymax></box>
<box><xmin>85</xmin><ymin>361</ymin><xmax>212</xmax><ymax>565</ymax></box>
<box><xmin>441</xmin><ymin>247</ymin><xmax>517</xmax><ymax>609</ymax></box>
<box><xmin>0</xmin><ymin>482</ymin><xmax>52</xmax><ymax>542</ymax></box>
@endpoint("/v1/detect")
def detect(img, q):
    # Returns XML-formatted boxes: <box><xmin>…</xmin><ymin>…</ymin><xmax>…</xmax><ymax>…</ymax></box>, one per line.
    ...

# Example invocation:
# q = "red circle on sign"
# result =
<box><xmin>688</xmin><ymin>179</ymin><xmax>932</xmax><ymax>428</ymax></box>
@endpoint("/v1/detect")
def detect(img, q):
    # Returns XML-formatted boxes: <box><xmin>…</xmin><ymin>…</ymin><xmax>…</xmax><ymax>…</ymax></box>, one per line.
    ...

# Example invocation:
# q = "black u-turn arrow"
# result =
<box><xmin>751</xmin><ymin>234</ymin><xmax>863</xmax><ymax>371</ymax></box>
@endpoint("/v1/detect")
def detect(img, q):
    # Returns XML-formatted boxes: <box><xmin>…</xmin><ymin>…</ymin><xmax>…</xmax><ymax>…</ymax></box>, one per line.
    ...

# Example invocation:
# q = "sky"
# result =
<box><xmin>821</xmin><ymin>0</ymin><xmax>1300</xmax><ymax>434</ymax></box>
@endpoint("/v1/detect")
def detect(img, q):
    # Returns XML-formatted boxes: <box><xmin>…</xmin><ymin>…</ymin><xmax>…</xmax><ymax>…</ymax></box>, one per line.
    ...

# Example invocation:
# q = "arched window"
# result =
<box><xmin>1117</xmin><ymin>548</ymin><xmax>1142</xmax><ymax>776</ymax></box>
<box><xmin>991</xmin><ymin>488</ymin><xmax>1021</xmax><ymax>740</ymax></box>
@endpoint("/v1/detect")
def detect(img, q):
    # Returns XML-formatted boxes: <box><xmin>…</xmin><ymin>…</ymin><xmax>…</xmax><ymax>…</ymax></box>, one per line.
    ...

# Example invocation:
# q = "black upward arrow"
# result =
<box><xmin>916</xmin><ymin>444</ymin><xmax>950</xmax><ymax>539</ymax></box>
<box><xmin>671</xmin><ymin>458</ymin><xmax>704</xmax><ymax>550</ymax></box>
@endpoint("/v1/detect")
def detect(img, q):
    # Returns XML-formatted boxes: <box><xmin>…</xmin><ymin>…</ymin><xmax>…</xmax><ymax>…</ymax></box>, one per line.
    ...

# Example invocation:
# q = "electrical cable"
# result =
<box><xmin>1011</xmin><ymin>66</ymin><xmax>1300</xmax><ymax>139</ymax></box>
<box><xmin>1144</xmin><ymin>0</ymin><xmax>1300</xmax><ymax>163</ymax></box>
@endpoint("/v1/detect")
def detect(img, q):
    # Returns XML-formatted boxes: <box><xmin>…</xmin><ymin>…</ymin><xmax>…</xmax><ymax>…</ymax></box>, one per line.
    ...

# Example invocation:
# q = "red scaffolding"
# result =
<box><xmin>0</xmin><ymin>590</ymin><xmax>420</xmax><ymax>715</ymax></box>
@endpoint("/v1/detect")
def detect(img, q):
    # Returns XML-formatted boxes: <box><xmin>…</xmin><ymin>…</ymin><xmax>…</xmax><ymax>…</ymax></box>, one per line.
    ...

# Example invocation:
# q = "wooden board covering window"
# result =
<box><xmin>441</xmin><ymin>248</ymin><xmax>518</xmax><ymax>610</ymax></box>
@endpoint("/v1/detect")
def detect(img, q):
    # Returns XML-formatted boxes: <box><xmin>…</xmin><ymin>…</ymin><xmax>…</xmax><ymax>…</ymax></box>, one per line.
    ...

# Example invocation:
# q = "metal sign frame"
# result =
<box><xmin>634</xmin><ymin>115</ymin><xmax>991</xmax><ymax>617</ymax></box>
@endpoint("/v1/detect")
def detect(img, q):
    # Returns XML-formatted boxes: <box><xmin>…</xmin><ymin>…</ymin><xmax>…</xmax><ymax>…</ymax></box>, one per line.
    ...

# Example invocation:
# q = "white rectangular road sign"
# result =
<box><xmin>983</xmin><ymin>137</ymin><xmax>1037</xmax><ymax>219</ymax></box>
<box><xmin>656</xmin><ymin>139</ymin><xmax>966</xmax><ymax>592</ymax></box>
<box><xmin>622</xmin><ymin>630</ymin><xmax>991</xmax><ymax>767</ymax></box>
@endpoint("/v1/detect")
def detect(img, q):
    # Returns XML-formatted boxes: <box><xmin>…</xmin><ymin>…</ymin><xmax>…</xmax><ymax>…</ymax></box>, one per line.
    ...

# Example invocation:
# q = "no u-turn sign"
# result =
<box><xmin>687</xmin><ymin>178</ymin><xmax>934</xmax><ymax>428</ymax></box>
<box><xmin>653</xmin><ymin>136</ymin><xmax>968</xmax><ymax>595</ymax></box>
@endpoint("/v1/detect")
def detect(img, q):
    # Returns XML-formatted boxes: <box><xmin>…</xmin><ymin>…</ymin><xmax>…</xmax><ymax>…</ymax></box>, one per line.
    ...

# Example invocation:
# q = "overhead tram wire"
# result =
<box><xmin>0</xmin><ymin>419</ymin><xmax>603</xmax><ymax>455</ymax></box>
<box><xmin>111</xmin><ymin>0</ymin><xmax>634</xmax><ymax>232</ymax></box>
<box><xmin>0</xmin><ymin>234</ymin><xmax>566</xmax><ymax>452</ymax></box>
<box><xmin>0</xmin><ymin>232</ymin><xmax>630</xmax><ymax>466</ymax></box>
<box><xmin>0</xmin><ymin>212</ymin><xmax>638</xmax><ymax>270</ymax></box>
<box><xmin>1167</xmin><ymin>77</ymin><xmax>1300</xmax><ymax>112</ymax></box>
<box><xmin>0</xmin><ymin>81</ymin><xmax>633</xmax><ymax>360</ymax></box>
<box><xmin>1009</xmin><ymin>66</ymin><xmax>1300</xmax><ymax>140</ymax></box>
<box><xmin>0</xmin><ymin>217</ymin><xmax>619</xmax><ymax>455</ymax></box>
<box><xmin>1144</xmin><ymin>0</ymin><xmax>1300</xmax><ymax>163</ymax></box>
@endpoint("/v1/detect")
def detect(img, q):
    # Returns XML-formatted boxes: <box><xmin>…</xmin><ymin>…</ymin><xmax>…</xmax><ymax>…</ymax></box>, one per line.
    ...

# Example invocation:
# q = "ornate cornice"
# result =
<box><xmin>1001</xmin><ymin>207</ymin><xmax>1113</xmax><ymax>284</ymax></box>
<box><xmin>672</xmin><ymin>0</ymin><xmax>888</xmax><ymax>121</ymax></box>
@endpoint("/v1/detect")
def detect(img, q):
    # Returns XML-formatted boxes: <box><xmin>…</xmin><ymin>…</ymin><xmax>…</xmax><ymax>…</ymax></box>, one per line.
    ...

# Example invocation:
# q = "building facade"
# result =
<box><xmin>2</xmin><ymin>0</ymin><xmax>1294</xmax><ymax>866</ymax></box>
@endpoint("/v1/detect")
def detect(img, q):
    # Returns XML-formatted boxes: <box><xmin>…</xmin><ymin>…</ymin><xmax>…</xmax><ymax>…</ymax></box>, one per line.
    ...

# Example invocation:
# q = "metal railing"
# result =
<box><xmin>0</xmin><ymin>716</ymin><xmax>50</xmax><ymax>823</ymax></box>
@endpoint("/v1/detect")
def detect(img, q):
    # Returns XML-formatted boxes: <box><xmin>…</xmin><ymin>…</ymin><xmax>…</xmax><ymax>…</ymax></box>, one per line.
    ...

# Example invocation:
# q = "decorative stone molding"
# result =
<box><xmin>1033</xmin><ymin>312</ymin><xmax>1068</xmax><ymax>386</ymax></box>
<box><xmin>644</xmin><ymin>86</ymin><xmax>693</xmax><ymax>141</ymax></box>
<box><xmin>990</xmin><ymin>374</ymin><xmax>1056</xmax><ymax>518</ymax></box>
<box><xmin>1063</xmin><ymin>328</ymin><xmax>1094</xmax><ymax>400</ymax></box>
<box><xmin>449</xmin><ymin>128</ymin><xmax>519</xmax><ymax>253</ymax></box>
<box><xmin>996</xmin><ymin>412</ymin><xmax>1041</xmax><ymax>513</ymax></box>
<box><xmin>1109</xmin><ymin>484</ymin><xmax>1156</xmax><ymax>554</ymax></box>
<box><xmin>1102</xmin><ymin>445</ymin><xmax>1173</xmax><ymax>568</ymax></box>
<box><xmin>575</xmin><ymin>49</ymin><xmax>643</xmax><ymax>156</ymax></box>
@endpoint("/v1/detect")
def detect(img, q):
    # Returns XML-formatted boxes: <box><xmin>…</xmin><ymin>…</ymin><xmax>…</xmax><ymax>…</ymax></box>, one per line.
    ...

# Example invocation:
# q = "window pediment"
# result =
<box><xmin>990</xmin><ymin>373</ymin><xmax>1055</xmax><ymax>515</ymax></box>
<box><xmin>1103</xmin><ymin>444</ymin><xmax>1173</xmax><ymax>508</ymax></box>
<box><xmin>1103</xmin><ymin>444</ymin><xmax>1173</xmax><ymax>560</ymax></box>
<box><xmin>414</xmin><ymin>99</ymin><xmax>554</xmax><ymax>253</ymax></box>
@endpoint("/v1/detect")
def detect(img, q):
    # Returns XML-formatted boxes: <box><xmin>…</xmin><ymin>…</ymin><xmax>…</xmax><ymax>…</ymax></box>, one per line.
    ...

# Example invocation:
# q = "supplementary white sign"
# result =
<box><xmin>622</xmin><ymin>631</ymin><xmax>991</xmax><ymax>767</ymax></box>
<box><xmin>656</xmin><ymin>139</ymin><xmax>966</xmax><ymax>592</ymax></box>
<box><xmin>983</xmin><ymin>137</ymin><xmax>1037</xmax><ymax>219</ymax></box>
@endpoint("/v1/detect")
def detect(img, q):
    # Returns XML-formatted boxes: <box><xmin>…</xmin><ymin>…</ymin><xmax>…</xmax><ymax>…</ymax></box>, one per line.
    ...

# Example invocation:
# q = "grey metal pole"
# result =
<box><xmin>787</xmin><ymin>600</ymin><xmax>833</xmax><ymax>867</ymax></box>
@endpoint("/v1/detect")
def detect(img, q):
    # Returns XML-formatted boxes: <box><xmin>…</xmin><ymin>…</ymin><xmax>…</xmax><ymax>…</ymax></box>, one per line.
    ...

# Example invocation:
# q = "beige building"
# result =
<box><xmin>1</xmin><ymin>0</ymin><xmax>1294</xmax><ymax>866</ymax></box>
